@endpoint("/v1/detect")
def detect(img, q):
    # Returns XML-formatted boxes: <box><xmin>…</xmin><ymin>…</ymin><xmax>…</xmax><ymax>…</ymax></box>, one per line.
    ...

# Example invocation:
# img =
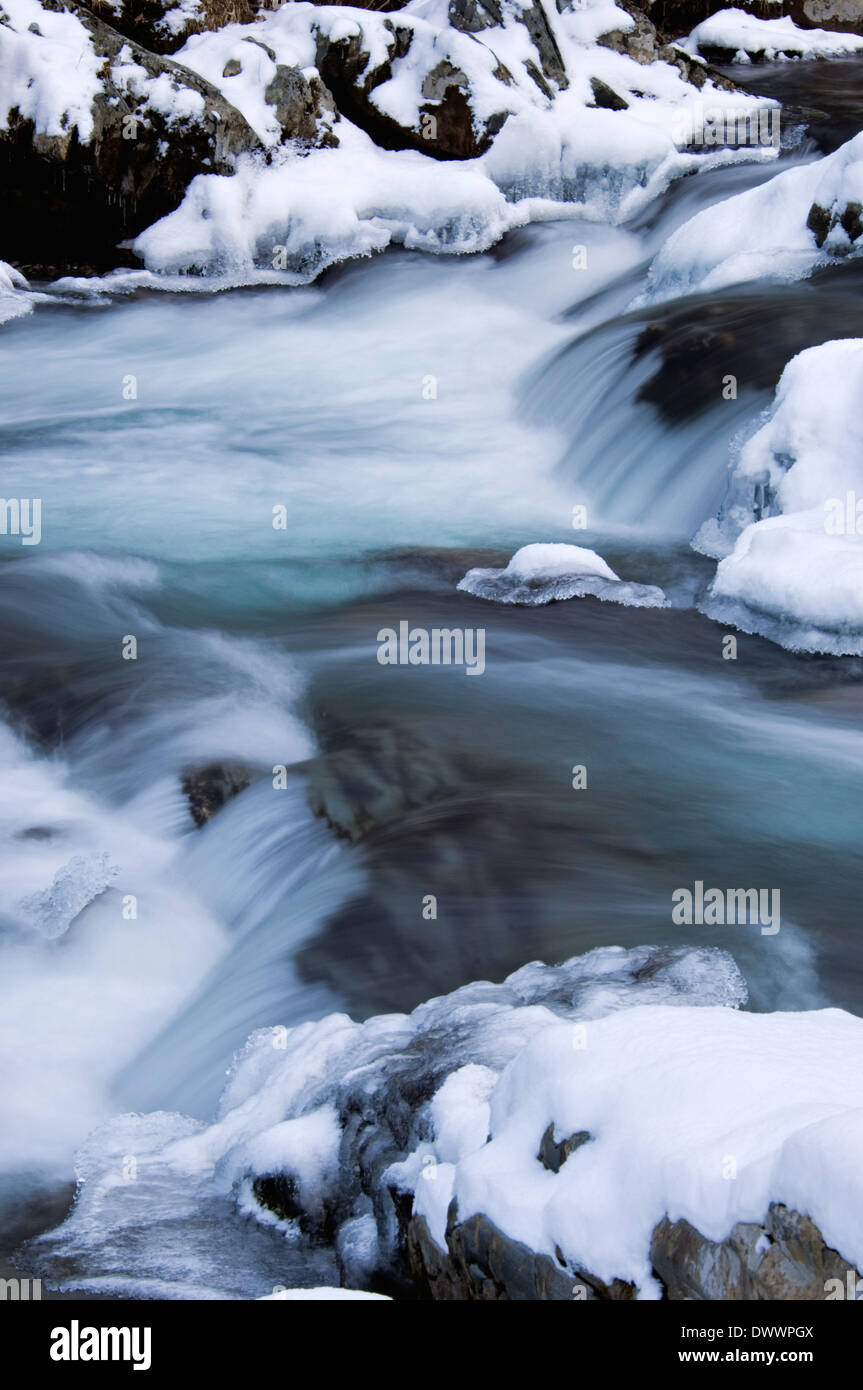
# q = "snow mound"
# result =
<box><xmin>682</xmin><ymin>8</ymin><xmax>863</xmax><ymax>63</ymax></box>
<box><xmin>396</xmin><ymin>1003</ymin><xmax>863</xmax><ymax>1296</ymax></box>
<box><xmin>642</xmin><ymin>130</ymin><xmax>863</xmax><ymax>302</ymax></box>
<box><xmin>698</xmin><ymin>338</ymin><xmax>863</xmax><ymax>654</ymax></box>
<box><xmin>457</xmin><ymin>542</ymin><xmax>669</xmax><ymax>606</ymax></box>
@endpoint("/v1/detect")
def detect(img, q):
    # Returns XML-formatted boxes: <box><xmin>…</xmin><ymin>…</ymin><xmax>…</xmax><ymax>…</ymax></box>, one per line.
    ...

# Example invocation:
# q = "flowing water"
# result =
<box><xmin>2</xmin><ymin>60</ymin><xmax>863</xmax><ymax>1295</ymax></box>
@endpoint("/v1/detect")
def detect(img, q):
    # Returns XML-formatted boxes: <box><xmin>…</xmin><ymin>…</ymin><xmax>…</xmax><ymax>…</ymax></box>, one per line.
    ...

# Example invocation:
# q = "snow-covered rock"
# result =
<box><xmin>698</xmin><ymin>338</ymin><xmax>863</xmax><ymax>654</ymax></box>
<box><xmin>682</xmin><ymin>7</ymin><xmax>863</xmax><ymax>62</ymax></box>
<box><xmin>0</xmin><ymin>0</ymin><xmax>264</xmax><ymax>274</ymax></box>
<box><xmin>27</xmin><ymin>944</ymin><xmax>748</xmax><ymax>1296</ymax></box>
<box><xmin>457</xmin><ymin>542</ymin><xmax>669</xmax><ymax>606</ymax></box>
<box><xmin>26</xmin><ymin>938</ymin><xmax>863</xmax><ymax>1300</ymax></box>
<box><xmin>1</xmin><ymin>0</ymin><xmax>782</xmax><ymax>279</ymax></box>
<box><xmin>642</xmin><ymin>129</ymin><xmax>863</xmax><ymax>302</ymax></box>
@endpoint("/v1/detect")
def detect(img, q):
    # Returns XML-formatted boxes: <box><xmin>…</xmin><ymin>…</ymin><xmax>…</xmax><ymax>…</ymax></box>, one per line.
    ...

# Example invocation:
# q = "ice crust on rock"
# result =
<box><xmin>457</xmin><ymin>542</ymin><xmax>669</xmax><ymax>606</ymax></box>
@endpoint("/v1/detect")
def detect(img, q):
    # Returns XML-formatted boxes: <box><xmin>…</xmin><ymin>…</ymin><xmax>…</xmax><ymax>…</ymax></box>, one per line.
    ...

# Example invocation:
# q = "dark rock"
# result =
<box><xmin>181</xmin><ymin>762</ymin><xmax>251</xmax><ymax>826</ymax></box>
<box><xmin>520</xmin><ymin>0</ymin><xmax>569</xmax><ymax>89</ymax></box>
<box><xmin>807</xmin><ymin>197</ymin><xmax>863</xmax><ymax>250</ymax></box>
<box><xmin>448</xmin><ymin>0</ymin><xmax>503</xmax><ymax>32</ymax></box>
<box><xmin>537</xmin><ymin>1123</ymin><xmax>591</xmax><ymax>1172</ymax></box>
<box><xmin>89</xmin><ymin>0</ymin><xmax>260</xmax><ymax>56</ymax></box>
<box><xmin>264</xmin><ymin>63</ymin><xmax>338</xmax><ymax>144</ymax></box>
<box><xmin>1</xmin><ymin>1</ymin><xmax>263</xmax><ymax>275</ymax></box>
<box><xmin>590</xmin><ymin>76</ymin><xmax>629</xmax><ymax>110</ymax></box>
<box><xmin>316</xmin><ymin>22</ymin><xmax>508</xmax><ymax>160</ymax></box>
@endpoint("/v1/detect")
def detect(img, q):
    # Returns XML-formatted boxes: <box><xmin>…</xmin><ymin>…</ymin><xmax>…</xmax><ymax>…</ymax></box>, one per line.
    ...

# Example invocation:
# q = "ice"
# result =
<box><xmin>698</xmin><ymin>339</ymin><xmax>863</xmax><ymax>653</ymax></box>
<box><xmin>19</xmin><ymin>853</ymin><xmax>120</xmax><ymax>940</ymax></box>
<box><xmin>642</xmin><ymin>131</ymin><xmax>863</xmax><ymax>303</ymax></box>
<box><xmin>457</xmin><ymin>542</ymin><xmax>669</xmax><ymax>606</ymax></box>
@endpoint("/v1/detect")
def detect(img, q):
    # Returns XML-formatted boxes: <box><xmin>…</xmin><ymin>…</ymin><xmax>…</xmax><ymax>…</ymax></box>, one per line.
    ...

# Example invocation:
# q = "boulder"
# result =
<box><xmin>0</xmin><ymin>0</ymin><xmax>263</xmax><ymax>275</ymax></box>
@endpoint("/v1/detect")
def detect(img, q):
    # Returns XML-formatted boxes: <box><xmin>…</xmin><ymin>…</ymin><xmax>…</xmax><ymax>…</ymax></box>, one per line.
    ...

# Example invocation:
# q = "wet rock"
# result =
<box><xmin>408</xmin><ymin>1208</ymin><xmax>585</xmax><ymax>1299</ymax></box>
<box><xmin>181</xmin><ymin>761</ymin><xmax>251</xmax><ymax>826</ymax></box>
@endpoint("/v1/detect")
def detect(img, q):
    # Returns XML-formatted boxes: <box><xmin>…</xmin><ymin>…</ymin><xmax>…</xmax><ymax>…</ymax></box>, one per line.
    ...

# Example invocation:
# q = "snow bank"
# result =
<box><xmin>643</xmin><ymin>130</ymin><xmax>863</xmax><ymax>301</ymax></box>
<box><xmin>682</xmin><ymin>8</ymin><xmax>863</xmax><ymax>63</ymax></box>
<box><xmin>457</xmin><ymin>542</ymin><xmax>669</xmax><ymax>606</ymax></box>
<box><xmin>698</xmin><ymin>338</ymin><xmax>863</xmax><ymax>654</ymax></box>
<box><xmin>132</xmin><ymin>0</ymin><xmax>778</xmax><ymax>279</ymax></box>
<box><xmin>399</xmin><ymin>1004</ymin><xmax>863</xmax><ymax>1295</ymax></box>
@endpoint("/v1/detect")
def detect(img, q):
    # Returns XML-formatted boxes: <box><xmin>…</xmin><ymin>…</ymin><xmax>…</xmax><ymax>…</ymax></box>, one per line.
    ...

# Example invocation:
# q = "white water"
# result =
<box><xmin>1</xmin><ymin>124</ymin><xmax>861</xmax><ymax>1295</ymax></box>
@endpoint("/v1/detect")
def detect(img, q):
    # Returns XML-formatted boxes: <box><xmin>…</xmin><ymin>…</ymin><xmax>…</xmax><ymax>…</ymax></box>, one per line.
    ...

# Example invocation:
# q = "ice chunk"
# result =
<box><xmin>457</xmin><ymin>542</ymin><xmax>668</xmax><ymax>606</ymax></box>
<box><xmin>19</xmin><ymin>853</ymin><xmax>120</xmax><ymax>939</ymax></box>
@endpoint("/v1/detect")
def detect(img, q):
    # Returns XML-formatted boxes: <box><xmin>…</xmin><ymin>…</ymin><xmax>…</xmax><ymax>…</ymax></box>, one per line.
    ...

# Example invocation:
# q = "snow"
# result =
<box><xmin>0</xmin><ymin>0</ymin><xmax>102</xmax><ymax>142</ymax></box>
<box><xmin>682</xmin><ymin>8</ymin><xmax>863</xmax><ymax>63</ymax></box>
<box><xmin>642</xmin><ymin>131</ymin><xmax>863</xmax><ymax>302</ymax></box>
<box><xmin>699</xmin><ymin>339</ymin><xmax>863</xmax><ymax>654</ymax></box>
<box><xmin>131</xmin><ymin>0</ymin><xmax>779</xmax><ymax>279</ymax></box>
<box><xmin>406</xmin><ymin>1004</ymin><xmax>863</xmax><ymax>1296</ymax></box>
<box><xmin>457</xmin><ymin>542</ymin><xmax>669</xmax><ymax>606</ymax></box>
<box><xmin>30</xmin><ymin>944</ymin><xmax>749</xmax><ymax>1295</ymax></box>
<box><xmin>0</xmin><ymin>260</ymin><xmax>40</xmax><ymax>325</ymax></box>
